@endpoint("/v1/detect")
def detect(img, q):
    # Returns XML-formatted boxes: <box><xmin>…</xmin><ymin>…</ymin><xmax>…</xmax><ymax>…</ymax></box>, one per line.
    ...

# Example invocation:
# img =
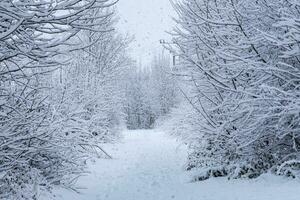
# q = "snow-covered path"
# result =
<box><xmin>52</xmin><ymin>130</ymin><xmax>300</xmax><ymax>200</ymax></box>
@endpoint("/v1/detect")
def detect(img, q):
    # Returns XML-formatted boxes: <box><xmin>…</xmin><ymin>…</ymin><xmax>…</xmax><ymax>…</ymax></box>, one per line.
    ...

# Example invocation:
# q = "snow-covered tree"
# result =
<box><xmin>169</xmin><ymin>0</ymin><xmax>300</xmax><ymax>180</ymax></box>
<box><xmin>151</xmin><ymin>54</ymin><xmax>179</xmax><ymax>116</ymax></box>
<box><xmin>0</xmin><ymin>0</ymin><xmax>129</xmax><ymax>199</ymax></box>
<box><xmin>54</xmin><ymin>15</ymin><xmax>131</xmax><ymax>143</ymax></box>
<box><xmin>124</xmin><ymin>66</ymin><xmax>155</xmax><ymax>129</ymax></box>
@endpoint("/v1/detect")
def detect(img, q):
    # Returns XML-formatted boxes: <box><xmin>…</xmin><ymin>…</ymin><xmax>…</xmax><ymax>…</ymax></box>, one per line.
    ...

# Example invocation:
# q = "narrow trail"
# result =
<box><xmin>52</xmin><ymin>130</ymin><xmax>300</xmax><ymax>200</ymax></box>
<box><xmin>54</xmin><ymin>130</ymin><xmax>192</xmax><ymax>200</ymax></box>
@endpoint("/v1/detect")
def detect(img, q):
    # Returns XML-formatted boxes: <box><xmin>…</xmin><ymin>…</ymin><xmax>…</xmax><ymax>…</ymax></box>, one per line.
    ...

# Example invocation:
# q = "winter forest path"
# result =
<box><xmin>54</xmin><ymin>129</ymin><xmax>193</xmax><ymax>200</ymax></box>
<box><xmin>53</xmin><ymin>130</ymin><xmax>300</xmax><ymax>200</ymax></box>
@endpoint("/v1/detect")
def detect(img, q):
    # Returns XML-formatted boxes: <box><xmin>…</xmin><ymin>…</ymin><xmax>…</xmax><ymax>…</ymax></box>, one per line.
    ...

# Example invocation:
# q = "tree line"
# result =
<box><xmin>123</xmin><ymin>54</ymin><xmax>179</xmax><ymax>130</ymax></box>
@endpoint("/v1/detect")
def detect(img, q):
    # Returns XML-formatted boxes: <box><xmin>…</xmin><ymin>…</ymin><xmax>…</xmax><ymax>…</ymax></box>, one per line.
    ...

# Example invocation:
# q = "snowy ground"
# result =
<box><xmin>47</xmin><ymin>130</ymin><xmax>300</xmax><ymax>200</ymax></box>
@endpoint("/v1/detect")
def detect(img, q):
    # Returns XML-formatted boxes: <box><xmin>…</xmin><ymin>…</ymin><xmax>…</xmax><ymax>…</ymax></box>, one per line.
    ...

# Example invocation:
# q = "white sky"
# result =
<box><xmin>116</xmin><ymin>0</ymin><xmax>176</xmax><ymax>67</ymax></box>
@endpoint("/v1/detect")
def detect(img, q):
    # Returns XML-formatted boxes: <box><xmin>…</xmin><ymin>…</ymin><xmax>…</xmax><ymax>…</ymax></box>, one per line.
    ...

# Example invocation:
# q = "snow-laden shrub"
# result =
<box><xmin>170</xmin><ymin>0</ymin><xmax>300</xmax><ymax>180</ymax></box>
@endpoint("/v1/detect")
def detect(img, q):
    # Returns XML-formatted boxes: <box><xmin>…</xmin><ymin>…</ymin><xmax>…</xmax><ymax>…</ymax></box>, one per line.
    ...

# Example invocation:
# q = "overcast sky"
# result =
<box><xmin>116</xmin><ymin>0</ymin><xmax>176</xmax><ymax>67</ymax></box>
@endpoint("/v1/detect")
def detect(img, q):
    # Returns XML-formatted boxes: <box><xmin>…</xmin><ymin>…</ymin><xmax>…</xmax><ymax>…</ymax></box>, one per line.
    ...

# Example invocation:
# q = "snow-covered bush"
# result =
<box><xmin>169</xmin><ymin>0</ymin><xmax>300</xmax><ymax>180</ymax></box>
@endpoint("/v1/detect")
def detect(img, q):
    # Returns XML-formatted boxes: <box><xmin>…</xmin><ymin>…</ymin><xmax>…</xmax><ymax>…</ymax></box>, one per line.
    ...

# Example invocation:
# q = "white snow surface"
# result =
<box><xmin>48</xmin><ymin>130</ymin><xmax>300</xmax><ymax>200</ymax></box>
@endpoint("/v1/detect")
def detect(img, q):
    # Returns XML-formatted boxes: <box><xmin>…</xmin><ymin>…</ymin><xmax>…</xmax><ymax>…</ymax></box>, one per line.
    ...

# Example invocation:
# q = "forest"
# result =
<box><xmin>0</xmin><ymin>0</ymin><xmax>299</xmax><ymax>199</ymax></box>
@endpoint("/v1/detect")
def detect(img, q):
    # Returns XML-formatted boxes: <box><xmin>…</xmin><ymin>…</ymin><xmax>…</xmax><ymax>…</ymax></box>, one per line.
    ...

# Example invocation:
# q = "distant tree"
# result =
<box><xmin>124</xmin><ymin>54</ymin><xmax>179</xmax><ymax>129</ymax></box>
